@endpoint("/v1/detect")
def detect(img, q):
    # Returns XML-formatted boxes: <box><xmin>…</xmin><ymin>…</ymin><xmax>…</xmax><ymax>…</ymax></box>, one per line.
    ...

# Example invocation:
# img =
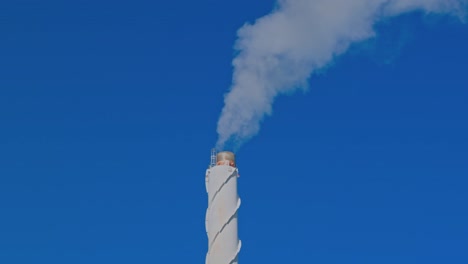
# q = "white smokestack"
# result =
<box><xmin>216</xmin><ymin>0</ymin><xmax>467</xmax><ymax>150</ymax></box>
<box><xmin>205</xmin><ymin>150</ymin><xmax>241</xmax><ymax>264</ymax></box>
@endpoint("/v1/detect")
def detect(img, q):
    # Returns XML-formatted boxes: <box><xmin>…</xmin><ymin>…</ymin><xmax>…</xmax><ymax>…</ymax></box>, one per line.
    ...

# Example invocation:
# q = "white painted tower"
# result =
<box><xmin>205</xmin><ymin>149</ymin><xmax>241</xmax><ymax>264</ymax></box>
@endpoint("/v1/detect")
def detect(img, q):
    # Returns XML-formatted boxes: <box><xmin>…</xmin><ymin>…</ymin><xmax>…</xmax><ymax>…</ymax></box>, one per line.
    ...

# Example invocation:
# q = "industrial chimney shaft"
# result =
<box><xmin>205</xmin><ymin>150</ymin><xmax>241</xmax><ymax>264</ymax></box>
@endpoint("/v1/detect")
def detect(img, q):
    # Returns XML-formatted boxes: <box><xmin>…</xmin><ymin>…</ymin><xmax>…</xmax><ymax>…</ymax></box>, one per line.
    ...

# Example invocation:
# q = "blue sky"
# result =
<box><xmin>0</xmin><ymin>1</ymin><xmax>467</xmax><ymax>263</ymax></box>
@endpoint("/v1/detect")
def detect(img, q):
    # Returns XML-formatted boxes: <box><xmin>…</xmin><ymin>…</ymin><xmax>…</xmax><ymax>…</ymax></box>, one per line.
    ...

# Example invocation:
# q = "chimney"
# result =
<box><xmin>205</xmin><ymin>149</ymin><xmax>241</xmax><ymax>264</ymax></box>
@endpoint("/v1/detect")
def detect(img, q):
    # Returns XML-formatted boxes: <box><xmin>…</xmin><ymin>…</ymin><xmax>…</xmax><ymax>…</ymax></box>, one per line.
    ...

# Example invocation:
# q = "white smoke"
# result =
<box><xmin>216</xmin><ymin>0</ymin><xmax>467</xmax><ymax>150</ymax></box>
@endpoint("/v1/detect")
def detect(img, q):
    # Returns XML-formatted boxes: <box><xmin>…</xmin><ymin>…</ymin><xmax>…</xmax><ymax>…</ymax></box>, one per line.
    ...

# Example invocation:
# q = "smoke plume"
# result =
<box><xmin>216</xmin><ymin>0</ymin><xmax>467</xmax><ymax>150</ymax></box>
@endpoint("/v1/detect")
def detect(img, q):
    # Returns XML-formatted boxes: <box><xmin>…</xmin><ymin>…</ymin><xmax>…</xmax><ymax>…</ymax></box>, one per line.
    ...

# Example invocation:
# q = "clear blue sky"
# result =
<box><xmin>1</xmin><ymin>1</ymin><xmax>467</xmax><ymax>263</ymax></box>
